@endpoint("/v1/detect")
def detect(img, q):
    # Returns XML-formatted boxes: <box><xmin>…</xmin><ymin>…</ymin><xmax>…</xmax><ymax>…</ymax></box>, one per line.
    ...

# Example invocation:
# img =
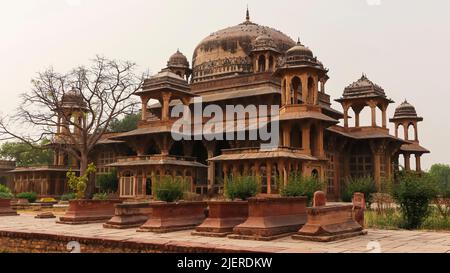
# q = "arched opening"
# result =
<box><xmin>291</xmin><ymin>76</ymin><xmax>302</xmax><ymax>104</ymax></box>
<box><xmin>307</xmin><ymin>77</ymin><xmax>315</xmax><ymax>104</ymax></box>
<box><xmin>192</xmin><ymin>141</ymin><xmax>208</xmax><ymax>186</ymax></box>
<box><xmin>311</xmin><ymin>169</ymin><xmax>319</xmax><ymax>179</ymax></box>
<box><xmin>358</xmin><ymin>106</ymin><xmax>372</xmax><ymax>127</ymax></box>
<box><xmin>290</xmin><ymin>123</ymin><xmax>302</xmax><ymax>149</ymax></box>
<box><xmin>145</xmin><ymin>176</ymin><xmax>152</xmax><ymax>196</ymax></box>
<box><xmin>269</xmin><ymin>56</ymin><xmax>274</xmax><ymax>71</ymax></box>
<box><xmin>169</xmin><ymin>141</ymin><xmax>184</xmax><ymax>156</ymax></box>
<box><xmin>397</xmin><ymin>124</ymin><xmax>405</xmax><ymax>140</ymax></box>
<box><xmin>408</xmin><ymin>123</ymin><xmax>415</xmax><ymax>141</ymax></box>
<box><xmin>258</xmin><ymin>55</ymin><xmax>266</xmax><ymax>72</ymax></box>
<box><xmin>145</xmin><ymin>139</ymin><xmax>161</xmax><ymax>155</ymax></box>
<box><xmin>310</xmin><ymin>124</ymin><xmax>318</xmax><ymax>156</ymax></box>
<box><xmin>214</xmin><ymin>141</ymin><xmax>230</xmax><ymax>186</ymax></box>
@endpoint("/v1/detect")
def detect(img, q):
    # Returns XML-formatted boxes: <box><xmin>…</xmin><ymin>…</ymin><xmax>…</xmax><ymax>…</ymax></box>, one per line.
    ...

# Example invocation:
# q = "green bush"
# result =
<box><xmin>96</xmin><ymin>169</ymin><xmax>118</xmax><ymax>193</ymax></box>
<box><xmin>60</xmin><ymin>193</ymin><xmax>76</xmax><ymax>201</ymax></box>
<box><xmin>224</xmin><ymin>175</ymin><xmax>259</xmax><ymax>201</ymax></box>
<box><xmin>281</xmin><ymin>173</ymin><xmax>324</xmax><ymax>205</ymax></box>
<box><xmin>0</xmin><ymin>192</ymin><xmax>13</xmax><ymax>199</ymax></box>
<box><xmin>154</xmin><ymin>176</ymin><xmax>189</xmax><ymax>203</ymax></box>
<box><xmin>393</xmin><ymin>172</ymin><xmax>437</xmax><ymax>229</ymax></box>
<box><xmin>16</xmin><ymin>192</ymin><xmax>38</xmax><ymax>203</ymax></box>
<box><xmin>341</xmin><ymin>176</ymin><xmax>377</xmax><ymax>206</ymax></box>
<box><xmin>0</xmin><ymin>184</ymin><xmax>11</xmax><ymax>194</ymax></box>
<box><xmin>92</xmin><ymin>192</ymin><xmax>109</xmax><ymax>200</ymax></box>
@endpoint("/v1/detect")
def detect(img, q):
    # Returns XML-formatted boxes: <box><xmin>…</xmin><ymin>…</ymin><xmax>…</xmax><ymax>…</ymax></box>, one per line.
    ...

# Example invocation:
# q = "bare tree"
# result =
<box><xmin>0</xmin><ymin>56</ymin><xmax>145</xmax><ymax>192</ymax></box>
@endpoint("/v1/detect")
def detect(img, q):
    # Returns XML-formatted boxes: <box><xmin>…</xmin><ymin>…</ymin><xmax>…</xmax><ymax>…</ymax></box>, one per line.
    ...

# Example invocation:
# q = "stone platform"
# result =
<box><xmin>0</xmin><ymin>214</ymin><xmax>449</xmax><ymax>253</ymax></box>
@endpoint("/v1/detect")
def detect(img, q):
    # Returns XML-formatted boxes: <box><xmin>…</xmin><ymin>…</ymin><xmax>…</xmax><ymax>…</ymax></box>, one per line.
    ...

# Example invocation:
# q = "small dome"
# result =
<box><xmin>393</xmin><ymin>100</ymin><xmax>418</xmax><ymax>119</ymax></box>
<box><xmin>286</xmin><ymin>40</ymin><xmax>313</xmax><ymax>58</ymax></box>
<box><xmin>252</xmin><ymin>34</ymin><xmax>278</xmax><ymax>52</ymax></box>
<box><xmin>167</xmin><ymin>50</ymin><xmax>189</xmax><ymax>68</ymax></box>
<box><xmin>61</xmin><ymin>88</ymin><xmax>87</xmax><ymax>109</ymax></box>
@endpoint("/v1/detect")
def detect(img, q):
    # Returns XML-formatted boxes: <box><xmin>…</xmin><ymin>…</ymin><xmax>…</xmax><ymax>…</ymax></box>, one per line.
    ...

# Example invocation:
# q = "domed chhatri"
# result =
<box><xmin>167</xmin><ymin>49</ymin><xmax>191</xmax><ymax>80</ymax></box>
<box><xmin>61</xmin><ymin>88</ymin><xmax>88</xmax><ymax>110</ymax></box>
<box><xmin>391</xmin><ymin>100</ymin><xmax>422</xmax><ymax>121</ymax></box>
<box><xmin>252</xmin><ymin>34</ymin><xmax>279</xmax><ymax>53</ymax></box>
<box><xmin>286</xmin><ymin>39</ymin><xmax>313</xmax><ymax>58</ymax></box>
<box><xmin>167</xmin><ymin>49</ymin><xmax>189</xmax><ymax>69</ymax></box>
<box><xmin>192</xmin><ymin>9</ymin><xmax>295</xmax><ymax>82</ymax></box>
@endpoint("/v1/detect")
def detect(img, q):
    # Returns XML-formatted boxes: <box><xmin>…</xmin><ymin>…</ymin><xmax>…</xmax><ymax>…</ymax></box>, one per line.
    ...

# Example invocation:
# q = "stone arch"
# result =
<box><xmin>311</xmin><ymin>169</ymin><xmax>319</xmax><ymax>178</ymax></box>
<box><xmin>307</xmin><ymin>76</ymin><xmax>315</xmax><ymax>104</ymax></box>
<box><xmin>291</xmin><ymin>76</ymin><xmax>302</xmax><ymax>104</ymax></box>
<box><xmin>290</xmin><ymin>123</ymin><xmax>302</xmax><ymax>149</ymax></box>
<box><xmin>169</xmin><ymin>141</ymin><xmax>184</xmax><ymax>156</ymax></box>
<box><xmin>258</xmin><ymin>55</ymin><xmax>266</xmax><ymax>72</ymax></box>
<box><xmin>310</xmin><ymin>124</ymin><xmax>319</xmax><ymax>156</ymax></box>
<box><xmin>407</xmin><ymin>122</ymin><xmax>415</xmax><ymax>141</ymax></box>
<box><xmin>269</xmin><ymin>55</ymin><xmax>274</xmax><ymax>71</ymax></box>
<box><xmin>397</xmin><ymin>123</ymin><xmax>405</xmax><ymax>140</ymax></box>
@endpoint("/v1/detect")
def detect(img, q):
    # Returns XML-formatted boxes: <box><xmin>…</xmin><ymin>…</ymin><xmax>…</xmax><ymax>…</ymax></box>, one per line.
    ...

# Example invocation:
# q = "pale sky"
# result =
<box><xmin>0</xmin><ymin>0</ymin><xmax>449</xmax><ymax>169</ymax></box>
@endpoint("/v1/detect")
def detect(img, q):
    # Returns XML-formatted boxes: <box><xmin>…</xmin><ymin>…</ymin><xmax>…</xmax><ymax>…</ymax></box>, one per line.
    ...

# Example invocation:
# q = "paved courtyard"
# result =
<box><xmin>0</xmin><ymin>213</ymin><xmax>449</xmax><ymax>253</ymax></box>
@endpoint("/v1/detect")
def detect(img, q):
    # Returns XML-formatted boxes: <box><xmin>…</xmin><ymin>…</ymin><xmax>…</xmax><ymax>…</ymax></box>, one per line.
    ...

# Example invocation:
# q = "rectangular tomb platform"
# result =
<box><xmin>228</xmin><ymin>197</ymin><xmax>307</xmax><ymax>241</ymax></box>
<box><xmin>138</xmin><ymin>201</ymin><xmax>207</xmax><ymax>233</ymax></box>
<box><xmin>0</xmin><ymin>199</ymin><xmax>18</xmax><ymax>217</ymax></box>
<box><xmin>292</xmin><ymin>192</ymin><xmax>367</xmax><ymax>242</ymax></box>
<box><xmin>192</xmin><ymin>201</ymin><xmax>248</xmax><ymax>237</ymax></box>
<box><xmin>57</xmin><ymin>200</ymin><xmax>122</xmax><ymax>225</ymax></box>
<box><xmin>103</xmin><ymin>202</ymin><xmax>154</xmax><ymax>229</ymax></box>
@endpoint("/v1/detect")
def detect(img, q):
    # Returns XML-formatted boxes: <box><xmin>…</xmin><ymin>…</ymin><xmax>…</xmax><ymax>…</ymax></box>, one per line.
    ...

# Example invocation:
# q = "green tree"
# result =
<box><xmin>0</xmin><ymin>140</ymin><xmax>53</xmax><ymax>167</ymax></box>
<box><xmin>96</xmin><ymin>169</ymin><xmax>118</xmax><ymax>193</ymax></box>
<box><xmin>429</xmin><ymin>164</ymin><xmax>450</xmax><ymax>192</ymax></box>
<box><xmin>108</xmin><ymin>113</ymin><xmax>140</xmax><ymax>133</ymax></box>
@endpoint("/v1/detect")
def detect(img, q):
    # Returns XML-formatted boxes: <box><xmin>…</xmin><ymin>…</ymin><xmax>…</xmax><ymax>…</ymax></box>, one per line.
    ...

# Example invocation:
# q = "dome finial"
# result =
<box><xmin>246</xmin><ymin>5</ymin><xmax>250</xmax><ymax>21</ymax></box>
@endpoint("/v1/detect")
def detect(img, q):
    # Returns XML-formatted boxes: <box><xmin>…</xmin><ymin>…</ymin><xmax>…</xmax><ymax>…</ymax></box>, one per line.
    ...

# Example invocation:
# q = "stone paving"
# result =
<box><xmin>0</xmin><ymin>214</ymin><xmax>449</xmax><ymax>253</ymax></box>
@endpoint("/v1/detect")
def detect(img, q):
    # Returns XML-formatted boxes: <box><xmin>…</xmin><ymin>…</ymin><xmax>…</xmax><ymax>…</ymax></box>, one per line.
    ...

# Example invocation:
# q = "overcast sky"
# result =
<box><xmin>0</xmin><ymin>0</ymin><xmax>449</xmax><ymax>169</ymax></box>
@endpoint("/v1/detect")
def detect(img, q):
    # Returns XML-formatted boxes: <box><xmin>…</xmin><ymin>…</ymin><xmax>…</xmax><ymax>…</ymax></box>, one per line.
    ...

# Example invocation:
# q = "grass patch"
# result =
<box><xmin>365</xmin><ymin>208</ymin><xmax>450</xmax><ymax>231</ymax></box>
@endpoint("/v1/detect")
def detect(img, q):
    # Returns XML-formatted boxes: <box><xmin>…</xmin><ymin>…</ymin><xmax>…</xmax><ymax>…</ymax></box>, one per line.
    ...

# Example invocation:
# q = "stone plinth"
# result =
<box><xmin>35</xmin><ymin>212</ymin><xmax>56</xmax><ymax>219</ymax></box>
<box><xmin>352</xmin><ymin>192</ymin><xmax>366</xmax><ymax>227</ymax></box>
<box><xmin>192</xmin><ymin>201</ymin><xmax>248</xmax><ymax>237</ymax></box>
<box><xmin>138</xmin><ymin>201</ymin><xmax>207</xmax><ymax>233</ymax></box>
<box><xmin>57</xmin><ymin>200</ymin><xmax>122</xmax><ymax>225</ymax></box>
<box><xmin>229</xmin><ymin>197</ymin><xmax>307</xmax><ymax>241</ymax></box>
<box><xmin>0</xmin><ymin>199</ymin><xmax>18</xmax><ymax>217</ymax></box>
<box><xmin>104</xmin><ymin>202</ymin><xmax>154</xmax><ymax>229</ymax></box>
<box><xmin>292</xmin><ymin>204</ymin><xmax>366</xmax><ymax>242</ymax></box>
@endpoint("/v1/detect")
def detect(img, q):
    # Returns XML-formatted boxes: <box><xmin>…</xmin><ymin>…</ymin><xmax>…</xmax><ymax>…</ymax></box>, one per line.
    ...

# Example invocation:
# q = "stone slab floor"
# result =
<box><xmin>0</xmin><ymin>214</ymin><xmax>449</xmax><ymax>253</ymax></box>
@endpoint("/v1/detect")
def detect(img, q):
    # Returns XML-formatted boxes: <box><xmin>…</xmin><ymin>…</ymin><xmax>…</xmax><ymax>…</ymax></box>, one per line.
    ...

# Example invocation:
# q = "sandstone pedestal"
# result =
<box><xmin>352</xmin><ymin>192</ymin><xmax>366</xmax><ymax>227</ymax></box>
<box><xmin>104</xmin><ymin>202</ymin><xmax>154</xmax><ymax>229</ymax></box>
<box><xmin>229</xmin><ymin>197</ymin><xmax>307</xmax><ymax>241</ymax></box>
<box><xmin>292</xmin><ymin>192</ymin><xmax>366</xmax><ymax>242</ymax></box>
<box><xmin>0</xmin><ymin>199</ymin><xmax>18</xmax><ymax>216</ymax></box>
<box><xmin>35</xmin><ymin>212</ymin><xmax>56</xmax><ymax>219</ymax></box>
<box><xmin>192</xmin><ymin>201</ymin><xmax>248</xmax><ymax>237</ymax></box>
<box><xmin>57</xmin><ymin>200</ymin><xmax>122</xmax><ymax>225</ymax></box>
<box><xmin>138</xmin><ymin>201</ymin><xmax>207</xmax><ymax>233</ymax></box>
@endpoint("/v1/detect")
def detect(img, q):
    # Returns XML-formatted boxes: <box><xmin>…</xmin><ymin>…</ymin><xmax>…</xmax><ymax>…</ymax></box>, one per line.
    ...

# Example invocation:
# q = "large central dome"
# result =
<box><xmin>192</xmin><ymin>13</ymin><xmax>295</xmax><ymax>83</ymax></box>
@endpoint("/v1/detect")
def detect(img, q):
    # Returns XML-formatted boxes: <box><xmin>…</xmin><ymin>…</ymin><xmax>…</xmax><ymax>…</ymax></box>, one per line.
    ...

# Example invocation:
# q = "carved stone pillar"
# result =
<box><xmin>415</xmin><ymin>155</ymin><xmax>421</xmax><ymax>172</ymax></box>
<box><xmin>404</xmin><ymin>153</ymin><xmax>411</xmax><ymax>171</ymax></box>
<box><xmin>302</xmin><ymin>123</ymin><xmax>311</xmax><ymax>154</ymax></box>
<box><xmin>161</xmin><ymin>92</ymin><xmax>172</xmax><ymax>121</ymax></box>
<box><xmin>141</xmin><ymin>97</ymin><xmax>149</xmax><ymax>121</ymax></box>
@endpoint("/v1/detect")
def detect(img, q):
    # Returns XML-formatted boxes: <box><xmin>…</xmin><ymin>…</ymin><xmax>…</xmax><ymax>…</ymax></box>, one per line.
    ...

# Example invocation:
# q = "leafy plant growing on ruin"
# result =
<box><xmin>281</xmin><ymin>173</ymin><xmax>324</xmax><ymax>205</ymax></box>
<box><xmin>153</xmin><ymin>175</ymin><xmax>190</xmax><ymax>203</ymax></box>
<box><xmin>224</xmin><ymin>175</ymin><xmax>259</xmax><ymax>201</ymax></box>
<box><xmin>66</xmin><ymin>163</ymin><xmax>96</xmax><ymax>200</ymax></box>
<box><xmin>16</xmin><ymin>192</ymin><xmax>38</xmax><ymax>203</ymax></box>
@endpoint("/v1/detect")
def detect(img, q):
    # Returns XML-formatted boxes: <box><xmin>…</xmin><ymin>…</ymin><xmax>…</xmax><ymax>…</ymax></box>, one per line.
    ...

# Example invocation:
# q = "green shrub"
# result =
<box><xmin>0</xmin><ymin>192</ymin><xmax>13</xmax><ymax>199</ymax></box>
<box><xmin>341</xmin><ymin>176</ymin><xmax>377</xmax><ymax>206</ymax></box>
<box><xmin>224</xmin><ymin>175</ymin><xmax>259</xmax><ymax>201</ymax></box>
<box><xmin>96</xmin><ymin>169</ymin><xmax>118</xmax><ymax>193</ymax></box>
<box><xmin>154</xmin><ymin>176</ymin><xmax>189</xmax><ymax>203</ymax></box>
<box><xmin>67</xmin><ymin>163</ymin><xmax>96</xmax><ymax>199</ymax></box>
<box><xmin>60</xmin><ymin>193</ymin><xmax>76</xmax><ymax>201</ymax></box>
<box><xmin>281</xmin><ymin>173</ymin><xmax>324</xmax><ymax>205</ymax></box>
<box><xmin>393</xmin><ymin>172</ymin><xmax>437</xmax><ymax>229</ymax></box>
<box><xmin>0</xmin><ymin>184</ymin><xmax>11</xmax><ymax>194</ymax></box>
<box><xmin>16</xmin><ymin>192</ymin><xmax>38</xmax><ymax>203</ymax></box>
<box><xmin>92</xmin><ymin>192</ymin><xmax>109</xmax><ymax>200</ymax></box>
